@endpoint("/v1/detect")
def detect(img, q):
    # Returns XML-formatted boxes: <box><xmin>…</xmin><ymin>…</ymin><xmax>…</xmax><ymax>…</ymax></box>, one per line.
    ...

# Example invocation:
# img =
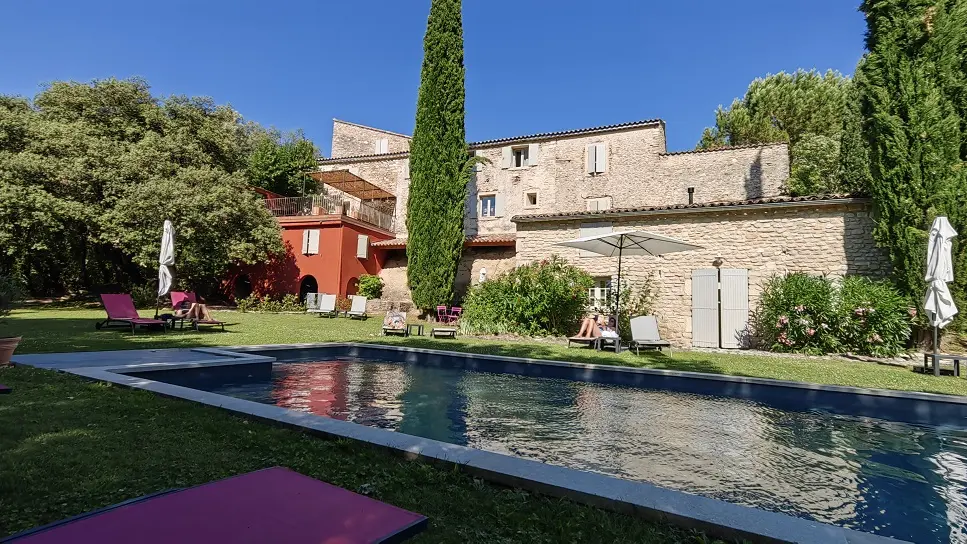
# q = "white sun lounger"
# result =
<box><xmin>347</xmin><ymin>295</ymin><xmax>368</xmax><ymax>319</ymax></box>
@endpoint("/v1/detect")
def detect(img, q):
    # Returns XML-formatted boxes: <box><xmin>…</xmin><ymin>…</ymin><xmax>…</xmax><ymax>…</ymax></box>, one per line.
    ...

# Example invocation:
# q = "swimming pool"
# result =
<box><xmin>136</xmin><ymin>357</ymin><xmax>967</xmax><ymax>544</ymax></box>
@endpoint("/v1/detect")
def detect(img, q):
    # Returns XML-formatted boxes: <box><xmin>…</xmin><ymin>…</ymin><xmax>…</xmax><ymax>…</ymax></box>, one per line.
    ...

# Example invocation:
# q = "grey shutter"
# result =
<box><xmin>578</xmin><ymin>222</ymin><xmax>613</xmax><ymax>257</ymax></box>
<box><xmin>356</xmin><ymin>234</ymin><xmax>370</xmax><ymax>259</ymax></box>
<box><xmin>527</xmin><ymin>143</ymin><xmax>540</xmax><ymax>166</ymax></box>
<box><xmin>301</xmin><ymin>230</ymin><xmax>310</xmax><ymax>254</ymax></box>
<box><xmin>594</xmin><ymin>143</ymin><xmax>608</xmax><ymax>173</ymax></box>
<box><xmin>495</xmin><ymin>193</ymin><xmax>506</xmax><ymax>217</ymax></box>
<box><xmin>719</xmin><ymin>269</ymin><xmax>749</xmax><ymax>348</ymax></box>
<box><xmin>691</xmin><ymin>269</ymin><xmax>719</xmax><ymax>348</ymax></box>
<box><xmin>500</xmin><ymin>147</ymin><xmax>512</xmax><ymax>169</ymax></box>
<box><xmin>585</xmin><ymin>144</ymin><xmax>595</xmax><ymax>174</ymax></box>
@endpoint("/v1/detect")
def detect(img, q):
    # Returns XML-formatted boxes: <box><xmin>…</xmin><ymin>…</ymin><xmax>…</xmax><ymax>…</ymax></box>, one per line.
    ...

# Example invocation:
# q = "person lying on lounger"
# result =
<box><xmin>174</xmin><ymin>297</ymin><xmax>215</xmax><ymax>321</ymax></box>
<box><xmin>575</xmin><ymin>314</ymin><xmax>619</xmax><ymax>339</ymax></box>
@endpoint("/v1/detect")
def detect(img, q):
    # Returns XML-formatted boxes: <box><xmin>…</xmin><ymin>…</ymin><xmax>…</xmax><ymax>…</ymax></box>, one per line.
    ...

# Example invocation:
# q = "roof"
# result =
<box><xmin>468</xmin><ymin>119</ymin><xmax>664</xmax><ymax>147</ymax></box>
<box><xmin>318</xmin><ymin>151</ymin><xmax>409</xmax><ymax>165</ymax></box>
<box><xmin>512</xmin><ymin>194</ymin><xmax>868</xmax><ymax>223</ymax></box>
<box><xmin>332</xmin><ymin>119</ymin><xmax>412</xmax><ymax>139</ymax></box>
<box><xmin>659</xmin><ymin>142</ymin><xmax>787</xmax><ymax>156</ymax></box>
<box><xmin>307</xmin><ymin>170</ymin><xmax>394</xmax><ymax>200</ymax></box>
<box><xmin>371</xmin><ymin>233</ymin><xmax>517</xmax><ymax>249</ymax></box>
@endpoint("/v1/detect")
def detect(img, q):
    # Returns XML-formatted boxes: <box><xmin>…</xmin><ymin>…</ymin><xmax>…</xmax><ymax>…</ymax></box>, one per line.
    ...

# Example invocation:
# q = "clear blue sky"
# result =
<box><xmin>1</xmin><ymin>1</ymin><xmax>867</xmax><ymax>155</ymax></box>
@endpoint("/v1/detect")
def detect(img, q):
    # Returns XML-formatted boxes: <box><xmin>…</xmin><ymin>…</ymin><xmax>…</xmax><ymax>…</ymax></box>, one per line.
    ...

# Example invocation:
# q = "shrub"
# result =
<box><xmin>336</xmin><ymin>295</ymin><xmax>352</xmax><ymax>312</ymax></box>
<box><xmin>280</xmin><ymin>294</ymin><xmax>305</xmax><ymax>312</ymax></box>
<box><xmin>755</xmin><ymin>272</ymin><xmax>913</xmax><ymax>357</ymax></box>
<box><xmin>756</xmin><ymin>273</ymin><xmax>840</xmax><ymax>354</ymax></box>
<box><xmin>837</xmin><ymin>276</ymin><xmax>911</xmax><ymax>357</ymax></box>
<box><xmin>131</xmin><ymin>283</ymin><xmax>158</xmax><ymax>308</ymax></box>
<box><xmin>235</xmin><ymin>294</ymin><xmax>305</xmax><ymax>313</ymax></box>
<box><xmin>0</xmin><ymin>275</ymin><xmax>23</xmax><ymax>323</ymax></box>
<box><xmin>607</xmin><ymin>277</ymin><xmax>658</xmax><ymax>341</ymax></box>
<box><xmin>357</xmin><ymin>274</ymin><xmax>384</xmax><ymax>299</ymax></box>
<box><xmin>236</xmin><ymin>296</ymin><xmax>258</xmax><ymax>313</ymax></box>
<box><xmin>461</xmin><ymin>256</ymin><xmax>593</xmax><ymax>337</ymax></box>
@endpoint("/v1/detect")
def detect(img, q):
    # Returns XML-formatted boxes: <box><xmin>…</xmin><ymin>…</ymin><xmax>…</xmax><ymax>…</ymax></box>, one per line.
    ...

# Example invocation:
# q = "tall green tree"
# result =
<box><xmin>698</xmin><ymin>69</ymin><xmax>867</xmax><ymax>195</ymax></box>
<box><xmin>859</xmin><ymin>0</ymin><xmax>967</xmax><ymax>312</ymax></box>
<box><xmin>0</xmin><ymin>78</ymin><xmax>286</xmax><ymax>295</ymax></box>
<box><xmin>406</xmin><ymin>0</ymin><xmax>470</xmax><ymax>309</ymax></box>
<box><xmin>245</xmin><ymin>130</ymin><xmax>319</xmax><ymax>196</ymax></box>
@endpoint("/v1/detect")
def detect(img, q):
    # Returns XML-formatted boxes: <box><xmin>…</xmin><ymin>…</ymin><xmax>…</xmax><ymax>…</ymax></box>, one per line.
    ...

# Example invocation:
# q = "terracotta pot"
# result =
<box><xmin>0</xmin><ymin>336</ymin><xmax>21</xmax><ymax>366</ymax></box>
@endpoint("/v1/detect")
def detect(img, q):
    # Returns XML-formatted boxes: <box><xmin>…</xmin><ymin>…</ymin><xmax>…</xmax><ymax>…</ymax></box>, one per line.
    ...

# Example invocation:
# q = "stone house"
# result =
<box><xmin>253</xmin><ymin>118</ymin><xmax>887</xmax><ymax>348</ymax></box>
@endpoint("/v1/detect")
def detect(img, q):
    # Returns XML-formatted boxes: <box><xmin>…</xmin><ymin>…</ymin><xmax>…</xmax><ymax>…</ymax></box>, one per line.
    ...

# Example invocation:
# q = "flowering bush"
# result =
<box><xmin>460</xmin><ymin>256</ymin><xmax>593</xmax><ymax>336</ymax></box>
<box><xmin>756</xmin><ymin>273</ymin><xmax>912</xmax><ymax>357</ymax></box>
<box><xmin>757</xmin><ymin>273</ymin><xmax>840</xmax><ymax>354</ymax></box>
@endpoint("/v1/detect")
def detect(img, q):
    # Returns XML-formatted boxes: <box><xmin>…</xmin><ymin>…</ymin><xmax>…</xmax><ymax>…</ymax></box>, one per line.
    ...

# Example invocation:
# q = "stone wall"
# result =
<box><xmin>374</xmin><ymin>246</ymin><xmax>517</xmax><ymax>308</ymax></box>
<box><xmin>514</xmin><ymin>202</ymin><xmax>890</xmax><ymax>347</ymax></box>
<box><xmin>657</xmin><ymin>144</ymin><xmax>789</xmax><ymax>204</ymax></box>
<box><xmin>330</xmin><ymin>119</ymin><xmax>410</xmax><ymax>158</ymax></box>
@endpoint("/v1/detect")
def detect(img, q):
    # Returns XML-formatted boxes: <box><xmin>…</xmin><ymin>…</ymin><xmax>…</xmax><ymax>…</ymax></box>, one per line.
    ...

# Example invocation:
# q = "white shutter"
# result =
<box><xmin>578</xmin><ymin>222</ymin><xmax>613</xmax><ymax>257</ymax></box>
<box><xmin>473</xmin><ymin>150</ymin><xmax>483</xmax><ymax>172</ymax></box>
<box><xmin>500</xmin><ymin>147</ymin><xmax>512</xmax><ymax>169</ymax></box>
<box><xmin>585</xmin><ymin>144</ymin><xmax>595</xmax><ymax>174</ymax></box>
<box><xmin>594</xmin><ymin>143</ymin><xmax>608</xmax><ymax>173</ymax></box>
<box><xmin>301</xmin><ymin>230</ymin><xmax>310</xmax><ymax>254</ymax></box>
<box><xmin>691</xmin><ymin>269</ymin><xmax>720</xmax><ymax>348</ymax></box>
<box><xmin>375</xmin><ymin>138</ymin><xmax>388</xmax><ymax>154</ymax></box>
<box><xmin>356</xmin><ymin>234</ymin><xmax>370</xmax><ymax>259</ymax></box>
<box><xmin>308</xmin><ymin>229</ymin><xmax>320</xmax><ymax>255</ymax></box>
<box><xmin>720</xmin><ymin>269</ymin><xmax>749</xmax><ymax>348</ymax></box>
<box><xmin>527</xmin><ymin>143</ymin><xmax>540</xmax><ymax>166</ymax></box>
<box><xmin>495</xmin><ymin>193</ymin><xmax>506</xmax><ymax>217</ymax></box>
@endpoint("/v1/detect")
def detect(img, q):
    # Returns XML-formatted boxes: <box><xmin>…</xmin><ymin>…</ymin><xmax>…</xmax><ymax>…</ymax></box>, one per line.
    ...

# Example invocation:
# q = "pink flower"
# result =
<box><xmin>854</xmin><ymin>308</ymin><xmax>865</xmax><ymax>316</ymax></box>
<box><xmin>777</xmin><ymin>315</ymin><xmax>789</xmax><ymax>326</ymax></box>
<box><xmin>795</xmin><ymin>304</ymin><xmax>805</xmax><ymax>313</ymax></box>
<box><xmin>807</xmin><ymin>328</ymin><xmax>815</xmax><ymax>336</ymax></box>
<box><xmin>908</xmin><ymin>308</ymin><xmax>918</xmax><ymax>318</ymax></box>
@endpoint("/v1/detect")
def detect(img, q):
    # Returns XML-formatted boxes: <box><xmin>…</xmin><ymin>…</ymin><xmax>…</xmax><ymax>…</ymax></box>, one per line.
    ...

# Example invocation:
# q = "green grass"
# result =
<box><xmin>0</xmin><ymin>365</ymin><xmax>715</xmax><ymax>543</ymax></box>
<box><xmin>7</xmin><ymin>307</ymin><xmax>967</xmax><ymax>396</ymax></box>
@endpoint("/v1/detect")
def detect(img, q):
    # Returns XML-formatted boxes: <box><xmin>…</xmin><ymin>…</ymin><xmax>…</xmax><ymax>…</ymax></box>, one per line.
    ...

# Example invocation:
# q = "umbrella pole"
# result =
<box><xmin>615</xmin><ymin>242</ymin><xmax>623</xmax><ymax>349</ymax></box>
<box><xmin>934</xmin><ymin>323</ymin><xmax>940</xmax><ymax>377</ymax></box>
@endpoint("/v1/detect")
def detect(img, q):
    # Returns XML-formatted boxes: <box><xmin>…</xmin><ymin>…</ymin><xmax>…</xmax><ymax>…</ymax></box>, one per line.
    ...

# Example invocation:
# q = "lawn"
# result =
<box><xmin>6</xmin><ymin>306</ymin><xmax>967</xmax><ymax>396</ymax></box>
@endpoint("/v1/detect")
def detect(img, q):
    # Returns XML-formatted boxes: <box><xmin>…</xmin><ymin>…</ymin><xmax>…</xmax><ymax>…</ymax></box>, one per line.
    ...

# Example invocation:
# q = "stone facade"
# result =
<box><xmin>330</xmin><ymin>119</ymin><xmax>411</xmax><ymax>158</ymax></box>
<box><xmin>514</xmin><ymin>201</ymin><xmax>890</xmax><ymax>347</ymax></box>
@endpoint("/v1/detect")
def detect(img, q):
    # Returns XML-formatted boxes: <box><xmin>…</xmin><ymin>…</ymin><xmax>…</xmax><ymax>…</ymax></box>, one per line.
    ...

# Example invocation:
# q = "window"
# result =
<box><xmin>588</xmin><ymin>277</ymin><xmax>611</xmax><ymax>310</ymax></box>
<box><xmin>301</xmin><ymin>229</ymin><xmax>320</xmax><ymax>255</ymax></box>
<box><xmin>356</xmin><ymin>234</ymin><xmax>369</xmax><ymax>259</ymax></box>
<box><xmin>375</xmin><ymin>138</ymin><xmax>389</xmax><ymax>154</ymax></box>
<box><xmin>585</xmin><ymin>196</ymin><xmax>612</xmax><ymax>212</ymax></box>
<box><xmin>512</xmin><ymin>146</ymin><xmax>528</xmax><ymax>168</ymax></box>
<box><xmin>586</xmin><ymin>142</ymin><xmax>607</xmax><ymax>174</ymax></box>
<box><xmin>525</xmin><ymin>191</ymin><xmax>538</xmax><ymax>207</ymax></box>
<box><xmin>480</xmin><ymin>195</ymin><xmax>497</xmax><ymax>217</ymax></box>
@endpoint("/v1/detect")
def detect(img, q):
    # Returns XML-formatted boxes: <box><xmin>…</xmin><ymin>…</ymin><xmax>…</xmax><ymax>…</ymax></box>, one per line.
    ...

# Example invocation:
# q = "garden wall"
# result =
<box><xmin>514</xmin><ymin>200</ymin><xmax>890</xmax><ymax>347</ymax></box>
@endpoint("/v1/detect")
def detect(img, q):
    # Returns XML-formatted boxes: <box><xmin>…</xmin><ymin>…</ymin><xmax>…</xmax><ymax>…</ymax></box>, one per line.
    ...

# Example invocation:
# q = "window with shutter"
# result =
<box><xmin>586</xmin><ymin>143</ymin><xmax>607</xmax><ymax>174</ymax></box>
<box><xmin>480</xmin><ymin>195</ymin><xmax>497</xmax><ymax>217</ymax></box>
<box><xmin>494</xmin><ymin>193</ymin><xmax>505</xmax><ymax>217</ymax></box>
<box><xmin>301</xmin><ymin>230</ymin><xmax>310</xmax><ymax>255</ymax></box>
<box><xmin>375</xmin><ymin>138</ymin><xmax>389</xmax><ymax>154</ymax></box>
<box><xmin>585</xmin><ymin>197</ymin><xmax>612</xmax><ymax>211</ymax></box>
<box><xmin>473</xmin><ymin>150</ymin><xmax>483</xmax><ymax>172</ymax></box>
<box><xmin>511</xmin><ymin>146</ymin><xmax>528</xmax><ymax>168</ymax></box>
<box><xmin>578</xmin><ymin>222</ymin><xmax>613</xmax><ymax>257</ymax></box>
<box><xmin>356</xmin><ymin>235</ymin><xmax>369</xmax><ymax>259</ymax></box>
<box><xmin>307</xmin><ymin>229</ymin><xmax>320</xmax><ymax>255</ymax></box>
<box><xmin>500</xmin><ymin>147</ymin><xmax>512</xmax><ymax>169</ymax></box>
<box><xmin>527</xmin><ymin>143</ymin><xmax>540</xmax><ymax>166</ymax></box>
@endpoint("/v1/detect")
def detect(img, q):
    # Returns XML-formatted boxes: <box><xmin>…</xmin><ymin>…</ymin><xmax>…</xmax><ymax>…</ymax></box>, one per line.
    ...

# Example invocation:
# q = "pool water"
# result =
<box><xmin>169</xmin><ymin>360</ymin><xmax>967</xmax><ymax>543</ymax></box>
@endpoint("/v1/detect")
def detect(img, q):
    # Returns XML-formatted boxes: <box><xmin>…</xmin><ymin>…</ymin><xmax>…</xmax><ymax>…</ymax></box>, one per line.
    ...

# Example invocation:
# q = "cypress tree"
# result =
<box><xmin>859</xmin><ymin>0</ymin><xmax>967</xmax><ymax>312</ymax></box>
<box><xmin>838</xmin><ymin>72</ymin><xmax>872</xmax><ymax>194</ymax></box>
<box><xmin>406</xmin><ymin>0</ymin><xmax>469</xmax><ymax>310</ymax></box>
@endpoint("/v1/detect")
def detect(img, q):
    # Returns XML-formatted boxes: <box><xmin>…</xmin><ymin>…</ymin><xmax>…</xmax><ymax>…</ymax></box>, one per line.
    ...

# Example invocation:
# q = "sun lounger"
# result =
<box><xmin>170</xmin><ymin>291</ymin><xmax>226</xmax><ymax>331</ymax></box>
<box><xmin>1</xmin><ymin>467</ymin><xmax>428</xmax><ymax>544</ymax></box>
<box><xmin>629</xmin><ymin>315</ymin><xmax>671</xmax><ymax>355</ymax></box>
<box><xmin>0</xmin><ymin>383</ymin><xmax>10</xmax><ymax>394</ymax></box>
<box><xmin>96</xmin><ymin>294</ymin><xmax>167</xmax><ymax>333</ymax></box>
<box><xmin>309</xmin><ymin>293</ymin><xmax>339</xmax><ymax>318</ymax></box>
<box><xmin>431</xmin><ymin>327</ymin><xmax>457</xmax><ymax>338</ymax></box>
<box><xmin>567</xmin><ymin>336</ymin><xmax>620</xmax><ymax>351</ymax></box>
<box><xmin>347</xmin><ymin>295</ymin><xmax>368</xmax><ymax>319</ymax></box>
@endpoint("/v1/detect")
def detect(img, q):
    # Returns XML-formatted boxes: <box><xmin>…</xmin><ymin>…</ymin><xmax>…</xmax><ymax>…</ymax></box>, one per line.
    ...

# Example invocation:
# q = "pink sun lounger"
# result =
<box><xmin>169</xmin><ymin>291</ymin><xmax>225</xmax><ymax>331</ymax></box>
<box><xmin>4</xmin><ymin>467</ymin><xmax>428</xmax><ymax>544</ymax></box>
<box><xmin>95</xmin><ymin>294</ymin><xmax>167</xmax><ymax>333</ymax></box>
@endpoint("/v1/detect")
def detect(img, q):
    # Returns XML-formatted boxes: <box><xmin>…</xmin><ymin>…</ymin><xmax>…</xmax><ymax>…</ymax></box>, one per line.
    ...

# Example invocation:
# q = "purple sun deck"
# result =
<box><xmin>5</xmin><ymin>467</ymin><xmax>428</xmax><ymax>544</ymax></box>
<box><xmin>0</xmin><ymin>384</ymin><xmax>10</xmax><ymax>394</ymax></box>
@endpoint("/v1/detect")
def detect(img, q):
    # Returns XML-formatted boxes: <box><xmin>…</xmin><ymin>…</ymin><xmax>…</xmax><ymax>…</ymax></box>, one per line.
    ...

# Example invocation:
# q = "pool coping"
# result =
<box><xmin>13</xmin><ymin>343</ymin><xmax>915</xmax><ymax>544</ymax></box>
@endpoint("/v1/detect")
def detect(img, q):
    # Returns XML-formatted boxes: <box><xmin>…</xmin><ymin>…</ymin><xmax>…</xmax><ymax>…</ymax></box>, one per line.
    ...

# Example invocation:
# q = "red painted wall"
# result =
<box><xmin>226</xmin><ymin>217</ymin><xmax>391</xmax><ymax>301</ymax></box>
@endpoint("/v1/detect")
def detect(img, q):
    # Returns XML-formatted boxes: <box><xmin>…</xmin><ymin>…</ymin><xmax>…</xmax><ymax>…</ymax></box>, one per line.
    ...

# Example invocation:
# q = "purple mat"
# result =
<box><xmin>7</xmin><ymin>467</ymin><xmax>427</xmax><ymax>544</ymax></box>
<box><xmin>0</xmin><ymin>383</ymin><xmax>10</xmax><ymax>394</ymax></box>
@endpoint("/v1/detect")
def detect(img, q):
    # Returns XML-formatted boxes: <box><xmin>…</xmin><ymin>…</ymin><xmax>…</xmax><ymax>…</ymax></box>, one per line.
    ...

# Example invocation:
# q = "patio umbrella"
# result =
<box><xmin>156</xmin><ymin>220</ymin><xmax>175</xmax><ymax>318</ymax></box>
<box><xmin>924</xmin><ymin>216</ymin><xmax>958</xmax><ymax>375</ymax></box>
<box><xmin>556</xmin><ymin>230</ymin><xmax>703</xmax><ymax>341</ymax></box>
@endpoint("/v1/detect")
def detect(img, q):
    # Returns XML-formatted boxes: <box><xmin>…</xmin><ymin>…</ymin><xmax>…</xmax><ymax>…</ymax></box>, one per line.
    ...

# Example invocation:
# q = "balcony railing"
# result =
<box><xmin>264</xmin><ymin>195</ymin><xmax>395</xmax><ymax>232</ymax></box>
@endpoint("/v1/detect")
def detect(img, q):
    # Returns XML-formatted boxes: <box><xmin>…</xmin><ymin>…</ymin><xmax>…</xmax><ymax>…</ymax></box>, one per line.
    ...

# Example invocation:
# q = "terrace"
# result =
<box><xmin>263</xmin><ymin>194</ymin><xmax>395</xmax><ymax>232</ymax></box>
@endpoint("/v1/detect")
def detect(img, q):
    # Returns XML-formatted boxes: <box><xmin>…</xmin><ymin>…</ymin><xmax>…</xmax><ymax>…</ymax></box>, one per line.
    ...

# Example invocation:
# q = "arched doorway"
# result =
<box><xmin>234</xmin><ymin>275</ymin><xmax>252</xmax><ymax>300</ymax></box>
<box><xmin>346</xmin><ymin>276</ymin><xmax>359</xmax><ymax>296</ymax></box>
<box><xmin>299</xmin><ymin>275</ymin><xmax>319</xmax><ymax>303</ymax></box>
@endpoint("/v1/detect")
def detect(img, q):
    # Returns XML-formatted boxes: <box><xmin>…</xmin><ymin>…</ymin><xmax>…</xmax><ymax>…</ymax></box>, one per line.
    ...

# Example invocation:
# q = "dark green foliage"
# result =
<box><xmin>838</xmin><ymin>276</ymin><xmax>912</xmax><ymax>356</ymax></box>
<box><xmin>406</xmin><ymin>0</ymin><xmax>470</xmax><ymax>310</ymax></box>
<box><xmin>756</xmin><ymin>273</ymin><xmax>912</xmax><ymax>356</ymax></box>
<box><xmin>357</xmin><ymin>274</ymin><xmax>384</xmax><ymax>299</ymax></box>
<box><xmin>698</xmin><ymin>69</ymin><xmax>870</xmax><ymax>195</ymax></box>
<box><xmin>838</xmin><ymin>75</ymin><xmax>873</xmax><ymax>194</ymax></box>
<box><xmin>858</xmin><ymin>0</ymin><xmax>967</xmax><ymax>321</ymax></box>
<box><xmin>606</xmin><ymin>278</ymin><xmax>658</xmax><ymax>341</ymax></box>
<box><xmin>757</xmin><ymin>273</ymin><xmax>840</xmax><ymax>354</ymax></box>
<box><xmin>0</xmin><ymin>274</ymin><xmax>22</xmax><ymax>322</ymax></box>
<box><xmin>245</xmin><ymin>130</ymin><xmax>318</xmax><ymax>196</ymax></box>
<box><xmin>0</xmin><ymin>78</ymin><xmax>289</xmax><ymax>296</ymax></box>
<box><xmin>235</xmin><ymin>294</ymin><xmax>305</xmax><ymax>313</ymax></box>
<box><xmin>460</xmin><ymin>256</ymin><xmax>593</xmax><ymax>336</ymax></box>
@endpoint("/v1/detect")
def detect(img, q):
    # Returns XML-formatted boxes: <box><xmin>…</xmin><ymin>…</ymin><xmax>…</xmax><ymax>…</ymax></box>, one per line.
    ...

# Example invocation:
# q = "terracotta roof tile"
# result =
<box><xmin>468</xmin><ymin>119</ymin><xmax>664</xmax><ymax>147</ymax></box>
<box><xmin>659</xmin><ymin>142</ymin><xmax>787</xmax><ymax>156</ymax></box>
<box><xmin>371</xmin><ymin>233</ymin><xmax>517</xmax><ymax>249</ymax></box>
<box><xmin>512</xmin><ymin>194</ymin><xmax>867</xmax><ymax>222</ymax></box>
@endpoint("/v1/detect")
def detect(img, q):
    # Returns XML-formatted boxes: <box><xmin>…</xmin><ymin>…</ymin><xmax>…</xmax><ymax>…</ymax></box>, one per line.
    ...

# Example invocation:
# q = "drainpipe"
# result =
<box><xmin>687</xmin><ymin>187</ymin><xmax>695</xmax><ymax>205</ymax></box>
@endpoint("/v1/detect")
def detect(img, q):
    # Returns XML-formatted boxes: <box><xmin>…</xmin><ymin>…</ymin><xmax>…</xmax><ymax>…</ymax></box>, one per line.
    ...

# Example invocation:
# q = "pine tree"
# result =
<box><xmin>859</xmin><ymin>0</ymin><xmax>967</xmax><ymax>311</ymax></box>
<box><xmin>406</xmin><ymin>0</ymin><xmax>469</xmax><ymax>310</ymax></box>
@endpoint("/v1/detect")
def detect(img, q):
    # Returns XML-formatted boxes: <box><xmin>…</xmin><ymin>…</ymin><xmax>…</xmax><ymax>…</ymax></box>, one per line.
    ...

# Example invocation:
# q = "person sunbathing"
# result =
<box><xmin>174</xmin><ymin>297</ymin><xmax>215</xmax><ymax>321</ymax></box>
<box><xmin>576</xmin><ymin>315</ymin><xmax>619</xmax><ymax>339</ymax></box>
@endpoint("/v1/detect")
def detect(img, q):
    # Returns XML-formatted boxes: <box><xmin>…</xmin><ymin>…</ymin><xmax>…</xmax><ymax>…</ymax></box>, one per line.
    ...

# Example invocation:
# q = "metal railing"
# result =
<box><xmin>264</xmin><ymin>195</ymin><xmax>395</xmax><ymax>232</ymax></box>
